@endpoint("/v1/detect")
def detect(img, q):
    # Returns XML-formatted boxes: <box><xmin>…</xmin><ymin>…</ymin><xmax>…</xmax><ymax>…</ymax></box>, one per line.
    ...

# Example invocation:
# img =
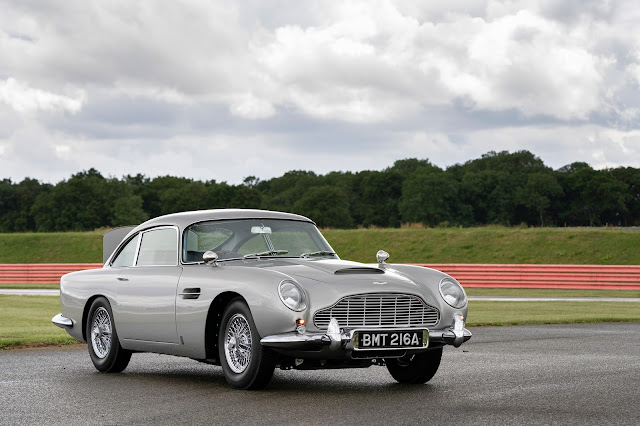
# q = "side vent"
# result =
<box><xmin>334</xmin><ymin>268</ymin><xmax>385</xmax><ymax>275</ymax></box>
<box><xmin>179</xmin><ymin>288</ymin><xmax>201</xmax><ymax>299</ymax></box>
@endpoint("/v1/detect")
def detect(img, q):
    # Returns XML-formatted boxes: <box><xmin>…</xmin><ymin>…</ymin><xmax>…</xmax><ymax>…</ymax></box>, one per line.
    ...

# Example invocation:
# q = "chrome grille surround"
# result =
<box><xmin>313</xmin><ymin>293</ymin><xmax>440</xmax><ymax>330</ymax></box>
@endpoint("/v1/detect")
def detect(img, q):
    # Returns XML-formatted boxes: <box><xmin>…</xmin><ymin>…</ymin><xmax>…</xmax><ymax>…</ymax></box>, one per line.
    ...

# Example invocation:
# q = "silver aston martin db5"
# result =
<box><xmin>53</xmin><ymin>209</ymin><xmax>471</xmax><ymax>389</ymax></box>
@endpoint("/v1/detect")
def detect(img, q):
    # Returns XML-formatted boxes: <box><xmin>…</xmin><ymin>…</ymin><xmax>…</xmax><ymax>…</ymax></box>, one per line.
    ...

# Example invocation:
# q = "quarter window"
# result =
<box><xmin>136</xmin><ymin>228</ymin><xmax>178</xmax><ymax>266</ymax></box>
<box><xmin>111</xmin><ymin>234</ymin><xmax>139</xmax><ymax>268</ymax></box>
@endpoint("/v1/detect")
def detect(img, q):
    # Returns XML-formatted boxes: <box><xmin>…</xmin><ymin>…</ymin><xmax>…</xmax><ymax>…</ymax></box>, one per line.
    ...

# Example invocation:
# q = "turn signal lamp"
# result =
<box><xmin>296</xmin><ymin>318</ymin><xmax>306</xmax><ymax>334</ymax></box>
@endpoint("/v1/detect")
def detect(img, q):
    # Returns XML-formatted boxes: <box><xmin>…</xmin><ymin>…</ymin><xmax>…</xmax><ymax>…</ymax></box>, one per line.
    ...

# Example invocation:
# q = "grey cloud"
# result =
<box><xmin>539</xmin><ymin>0</ymin><xmax>619</xmax><ymax>24</ymax></box>
<box><xmin>2</xmin><ymin>0</ymin><xmax>640</xmax><ymax>185</ymax></box>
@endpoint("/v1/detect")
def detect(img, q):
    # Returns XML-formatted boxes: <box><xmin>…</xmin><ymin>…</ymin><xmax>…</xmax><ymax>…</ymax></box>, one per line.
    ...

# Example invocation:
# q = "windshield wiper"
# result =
<box><xmin>300</xmin><ymin>251</ymin><xmax>337</xmax><ymax>258</ymax></box>
<box><xmin>243</xmin><ymin>250</ymin><xmax>289</xmax><ymax>259</ymax></box>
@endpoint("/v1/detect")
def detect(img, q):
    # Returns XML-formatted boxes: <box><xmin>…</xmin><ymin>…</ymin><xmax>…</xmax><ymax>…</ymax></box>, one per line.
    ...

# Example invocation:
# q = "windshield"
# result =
<box><xmin>182</xmin><ymin>219</ymin><xmax>337</xmax><ymax>263</ymax></box>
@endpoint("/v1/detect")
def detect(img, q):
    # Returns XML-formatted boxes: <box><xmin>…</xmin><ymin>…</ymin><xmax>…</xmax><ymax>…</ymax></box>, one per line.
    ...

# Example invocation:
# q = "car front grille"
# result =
<box><xmin>313</xmin><ymin>293</ymin><xmax>440</xmax><ymax>329</ymax></box>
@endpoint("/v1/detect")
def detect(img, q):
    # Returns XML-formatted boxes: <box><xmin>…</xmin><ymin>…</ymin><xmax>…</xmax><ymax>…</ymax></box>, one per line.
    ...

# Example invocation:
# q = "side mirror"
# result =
<box><xmin>376</xmin><ymin>250</ymin><xmax>389</xmax><ymax>268</ymax></box>
<box><xmin>203</xmin><ymin>250</ymin><xmax>219</xmax><ymax>266</ymax></box>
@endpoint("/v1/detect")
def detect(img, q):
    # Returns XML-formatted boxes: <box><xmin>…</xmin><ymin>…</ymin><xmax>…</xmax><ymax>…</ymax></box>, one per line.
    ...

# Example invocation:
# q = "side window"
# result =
<box><xmin>111</xmin><ymin>234</ymin><xmax>139</xmax><ymax>268</ymax></box>
<box><xmin>137</xmin><ymin>228</ymin><xmax>178</xmax><ymax>266</ymax></box>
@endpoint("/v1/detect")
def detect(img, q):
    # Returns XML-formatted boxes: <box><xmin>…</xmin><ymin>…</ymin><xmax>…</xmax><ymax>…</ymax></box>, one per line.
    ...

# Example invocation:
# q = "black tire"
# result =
<box><xmin>218</xmin><ymin>299</ymin><xmax>276</xmax><ymax>390</ymax></box>
<box><xmin>385</xmin><ymin>347</ymin><xmax>443</xmax><ymax>384</ymax></box>
<box><xmin>86</xmin><ymin>297</ymin><xmax>132</xmax><ymax>373</ymax></box>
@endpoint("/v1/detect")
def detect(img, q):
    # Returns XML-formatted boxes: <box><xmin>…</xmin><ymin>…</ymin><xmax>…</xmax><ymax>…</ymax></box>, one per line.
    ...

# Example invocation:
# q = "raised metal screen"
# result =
<box><xmin>313</xmin><ymin>293</ymin><xmax>440</xmax><ymax>329</ymax></box>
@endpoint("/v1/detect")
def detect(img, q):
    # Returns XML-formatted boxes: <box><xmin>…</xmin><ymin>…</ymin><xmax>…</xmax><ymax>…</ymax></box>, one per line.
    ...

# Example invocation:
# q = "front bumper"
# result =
<box><xmin>260</xmin><ymin>315</ymin><xmax>472</xmax><ymax>352</ymax></box>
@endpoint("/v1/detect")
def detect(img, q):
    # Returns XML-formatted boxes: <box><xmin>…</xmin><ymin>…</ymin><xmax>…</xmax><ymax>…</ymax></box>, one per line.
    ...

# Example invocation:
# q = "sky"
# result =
<box><xmin>1</xmin><ymin>0</ymin><xmax>640</xmax><ymax>185</ymax></box>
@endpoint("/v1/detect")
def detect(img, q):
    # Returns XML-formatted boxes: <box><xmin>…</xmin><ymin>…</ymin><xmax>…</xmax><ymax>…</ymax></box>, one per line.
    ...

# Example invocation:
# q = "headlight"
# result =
<box><xmin>439</xmin><ymin>278</ymin><xmax>467</xmax><ymax>309</ymax></box>
<box><xmin>278</xmin><ymin>280</ymin><xmax>307</xmax><ymax>311</ymax></box>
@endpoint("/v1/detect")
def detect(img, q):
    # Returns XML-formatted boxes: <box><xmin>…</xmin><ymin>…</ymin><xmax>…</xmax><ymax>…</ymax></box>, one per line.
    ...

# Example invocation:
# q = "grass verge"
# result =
<box><xmin>1</xmin><ymin>295</ymin><xmax>639</xmax><ymax>350</ymax></box>
<box><xmin>465</xmin><ymin>288</ymin><xmax>640</xmax><ymax>298</ymax></box>
<box><xmin>0</xmin><ymin>283</ymin><xmax>60</xmax><ymax>290</ymax></box>
<box><xmin>466</xmin><ymin>301</ymin><xmax>640</xmax><ymax>326</ymax></box>
<box><xmin>0</xmin><ymin>295</ymin><xmax>79</xmax><ymax>349</ymax></box>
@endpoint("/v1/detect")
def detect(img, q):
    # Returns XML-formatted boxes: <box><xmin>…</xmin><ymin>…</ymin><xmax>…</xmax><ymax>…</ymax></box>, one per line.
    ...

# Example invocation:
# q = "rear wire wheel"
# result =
<box><xmin>218</xmin><ymin>299</ymin><xmax>276</xmax><ymax>389</ymax></box>
<box><xmin>385</xmin><ymin>347</ymin><xmax>443</xmax><ymax>384</ymax></box>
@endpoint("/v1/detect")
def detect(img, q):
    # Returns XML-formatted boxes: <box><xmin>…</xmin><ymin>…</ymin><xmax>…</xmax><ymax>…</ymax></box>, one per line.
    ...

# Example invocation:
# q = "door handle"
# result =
<box><xmin>116</xmin><ymin>277</ymin><xmax>129</xmax><ymax>281</ymax></box>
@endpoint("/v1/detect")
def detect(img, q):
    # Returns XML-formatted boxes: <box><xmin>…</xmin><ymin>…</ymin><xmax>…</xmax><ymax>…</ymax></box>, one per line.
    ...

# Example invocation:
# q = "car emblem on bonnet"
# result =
<box><xmin>373</xmin><ymin>281</ymin><xmax>387</xmax><ymax>285</ymax></box>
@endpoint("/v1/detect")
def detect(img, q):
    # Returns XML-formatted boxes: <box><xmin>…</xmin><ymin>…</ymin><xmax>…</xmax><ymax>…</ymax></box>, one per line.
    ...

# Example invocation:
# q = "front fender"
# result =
<box><xmin>382</xmin><ymin>264</ymin><xmax>469</xmax><ymax>328</ymax></box>
<box><xmin>178</xmin><ymin>264</ymin><xmax>304</xmax><ymax>341</ymax></box>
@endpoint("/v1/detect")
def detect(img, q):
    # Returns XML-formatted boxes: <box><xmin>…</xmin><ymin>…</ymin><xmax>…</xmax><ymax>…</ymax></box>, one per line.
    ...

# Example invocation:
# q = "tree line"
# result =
<box><xmin>0</xmin><ymin>150</ymin><xmax>638</xmax><ymax>232</ymax></box>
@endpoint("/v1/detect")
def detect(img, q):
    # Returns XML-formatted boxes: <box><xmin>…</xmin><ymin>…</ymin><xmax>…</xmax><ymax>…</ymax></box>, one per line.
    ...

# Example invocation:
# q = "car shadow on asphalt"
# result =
<box><xmin>95</xmin><ymin>360</ymin><xmax>441</xmax><ymax>395</ymax></box>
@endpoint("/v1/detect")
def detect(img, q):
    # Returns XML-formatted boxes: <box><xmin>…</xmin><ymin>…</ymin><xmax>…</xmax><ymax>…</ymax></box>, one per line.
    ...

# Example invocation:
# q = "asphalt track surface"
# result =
<box><xmin>1</xmin><ymin>323</ymin><xmax>639</xmax><ymax>425</ymax></box>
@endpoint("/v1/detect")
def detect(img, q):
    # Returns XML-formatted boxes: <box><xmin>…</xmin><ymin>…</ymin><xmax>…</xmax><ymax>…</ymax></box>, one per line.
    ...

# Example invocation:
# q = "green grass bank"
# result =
<box><xmin>1</xmin><ymin>226</ymin><xmax>639</xmax><ymax>264</ymax></box>
<box><xmin>326</xmin><ymin>227</ymin><xmax>640</xmax><ymax>264</ymax></box>
<box><xmin>0</xmin><ymin>231</ymin><xmax>103</xmax><ymax>263</ymax></box>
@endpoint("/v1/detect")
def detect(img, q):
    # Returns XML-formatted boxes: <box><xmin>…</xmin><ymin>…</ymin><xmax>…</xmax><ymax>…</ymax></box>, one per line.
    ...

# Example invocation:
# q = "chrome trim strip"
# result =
<box><xmin>260</xmin><ymin>333</ymin><xmax>327</xmax><ymax>349</ymax></box>
<box><xmin>430</xmin><ymin>328</ymin><xmax>472</xmax><ymax>346</ymax></box>
<box><xmin>52</xmin><ymin>313</ymin><xmax>74</xmax><ymax>329</ymax></box>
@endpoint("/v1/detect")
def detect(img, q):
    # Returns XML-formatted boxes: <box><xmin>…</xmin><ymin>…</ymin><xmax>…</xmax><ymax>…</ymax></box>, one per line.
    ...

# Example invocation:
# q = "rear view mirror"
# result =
<box><xmin>251</xmin><ymin>226</ymin><xmax>272</xmax><ymax>234</ymax></box>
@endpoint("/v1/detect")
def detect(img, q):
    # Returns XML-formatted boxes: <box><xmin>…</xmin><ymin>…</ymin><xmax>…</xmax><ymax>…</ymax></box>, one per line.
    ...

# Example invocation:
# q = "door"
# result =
<box><xmin>113</xmin><ymin>227</ymin><xmax>182</xmax><ymax>344</ymax></box>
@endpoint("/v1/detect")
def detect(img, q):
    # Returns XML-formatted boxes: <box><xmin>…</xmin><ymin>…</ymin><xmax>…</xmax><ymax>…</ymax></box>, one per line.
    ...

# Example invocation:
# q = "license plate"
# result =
<box><xmin>354</xmin><ymin>329</ymin><xmax>428</xmax><ymax>350</ymax></box>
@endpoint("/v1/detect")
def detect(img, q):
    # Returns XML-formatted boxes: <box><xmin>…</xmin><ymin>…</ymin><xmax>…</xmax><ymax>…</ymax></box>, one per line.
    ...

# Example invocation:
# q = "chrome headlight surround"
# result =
<box><xmin>439</xmin><ymin>277</ymin><xmax>467</xmax><ymax>309</ymax></box>
<box><xmin>278</xmin><ymin>280</ymin><xmax>307</xmax><ymax>312</ymax></box>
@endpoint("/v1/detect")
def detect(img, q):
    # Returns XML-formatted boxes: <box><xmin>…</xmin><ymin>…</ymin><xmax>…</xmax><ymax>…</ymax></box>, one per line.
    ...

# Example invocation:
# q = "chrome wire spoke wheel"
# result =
<box><xmin>90</xmin><ymin>307</ymin><xmax>112</xmax><ymax>359</ymax></box>
<box><xmin>224</xmin><ymin>313</ymin><xmax>252</xmax><ymax>374</ymax></box>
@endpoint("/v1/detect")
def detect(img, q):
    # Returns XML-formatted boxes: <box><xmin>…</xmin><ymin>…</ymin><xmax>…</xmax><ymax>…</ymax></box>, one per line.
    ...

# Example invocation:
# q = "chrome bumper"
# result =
<box><xmin>261</xmin><ymin>316</ymin><xmax>472</xmax><ymax>351</ymax></box>
<box><xmin>52</xmin><ymin>313</ymin><xmax>74</xmax><ymax>329</ymax></box>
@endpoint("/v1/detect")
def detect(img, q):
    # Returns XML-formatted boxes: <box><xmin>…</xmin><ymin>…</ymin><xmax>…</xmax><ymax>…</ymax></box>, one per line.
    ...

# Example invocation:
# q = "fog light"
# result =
<box><xmin>296</xmin><ymin>318</ymin><xmax>305</xmax><ymax>326</ymax></box>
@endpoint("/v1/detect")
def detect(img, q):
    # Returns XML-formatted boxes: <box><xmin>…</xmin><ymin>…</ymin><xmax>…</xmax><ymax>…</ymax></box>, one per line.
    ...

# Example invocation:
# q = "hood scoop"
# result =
<box><xmin>334</xmin><ymin>267</ymin><xmax>384</xmax><ymax>275</ymax></box>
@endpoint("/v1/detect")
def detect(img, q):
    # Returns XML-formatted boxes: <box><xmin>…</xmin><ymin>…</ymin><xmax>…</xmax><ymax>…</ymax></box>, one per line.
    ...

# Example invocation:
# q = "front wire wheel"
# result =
<box><xmin>91</xmin><ymin>307</ymin><xmax>112</xmax><ymax>358</ymax></box>
<box><xmin>86</xmin><ymin>297</ymin><xmax>132</xmax><ymax>373</ymax></box>
<box><xmin>219</xmin><ymin>299</ymin><xmax>276</xmax><ymax>390</ymax></box>
<box><xmin>224</xmin><ymin>314</ymin><xmax>253</xmax><ymax>373</ymax></box>
<box><xmin>385</xmin><ymin>347</ymin><xmax>443</xmax><ymax>384</ymax></box>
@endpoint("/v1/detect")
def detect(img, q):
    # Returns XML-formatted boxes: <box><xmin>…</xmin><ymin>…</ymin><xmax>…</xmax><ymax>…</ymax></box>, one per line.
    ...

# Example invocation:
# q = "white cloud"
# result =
<box><xmin>0</xmin><ymin>78</ymin><xmax>85</xmax><ymax>114</ymax></box>
<box><xmin>55</xmin><ymin>144</ymin><xmax>71</xmax><ymax>160</ymax></box>
<box><xmin>253</xmin><ymin>3</ymin><xmax>619</xmax><ymax>122</ymax></box>
<box><xmin>439</xmin><ymin>10</ymin><xmax>607</xmax><ymax>119</ymax></box>
<box><xmin>229</xmin><ymin>93</ymin><xmax>275</xmax><ymax>119</ymax></box>
<box><xmin>3</xmin><ymin>0</ymin><xmax>637</xmax><ymax>123</ymax></box>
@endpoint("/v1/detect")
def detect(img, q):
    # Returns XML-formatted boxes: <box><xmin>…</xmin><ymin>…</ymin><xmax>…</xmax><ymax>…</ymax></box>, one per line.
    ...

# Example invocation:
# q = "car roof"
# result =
<box><xmin>131</xmin><ymin>209</ymin><xmax>315</xmax><ymax>233</ymax></box>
